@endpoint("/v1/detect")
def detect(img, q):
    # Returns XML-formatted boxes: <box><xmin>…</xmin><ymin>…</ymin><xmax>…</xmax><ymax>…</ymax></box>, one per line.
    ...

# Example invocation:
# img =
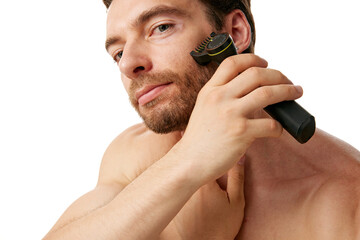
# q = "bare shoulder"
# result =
<box><xmin>302</xmin><ymin>130</ymin><xmax>360</xmax><ymax>239</ymax></box>
<box><xmin>311</xmin><ymin>129</ymin><xmax>360</xmax><ymax>162</ymax></box>
<box><xmin>307</xmin><ymin>175</ymin><xmax>360</xmax><ymax>239</ymax></box>
<box><xmin>98</xmin><ymin>123</ymin><xmax>182</xmax><ymax>187</ymax></box>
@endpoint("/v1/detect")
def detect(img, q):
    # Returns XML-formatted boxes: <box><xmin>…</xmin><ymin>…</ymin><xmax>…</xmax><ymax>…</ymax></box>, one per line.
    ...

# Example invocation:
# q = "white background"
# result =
<box><xmin>0</xmin><ymin>0</ymin><xmax>359</xmax><ymax>239</ymax></box>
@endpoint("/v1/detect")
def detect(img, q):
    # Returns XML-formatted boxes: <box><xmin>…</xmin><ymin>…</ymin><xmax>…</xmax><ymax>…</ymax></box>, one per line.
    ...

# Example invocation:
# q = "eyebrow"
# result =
<box><xmin>105</xmin><ymin>5</ymin><xmax>189</xmax><ymax>52</ymax></box>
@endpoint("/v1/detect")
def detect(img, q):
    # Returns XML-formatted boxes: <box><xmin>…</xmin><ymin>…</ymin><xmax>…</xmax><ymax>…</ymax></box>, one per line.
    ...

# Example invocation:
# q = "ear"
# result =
<box><xmin>222</xmin><ymin>9</ymin><xmax>252</xmax><ymax>53</ymax></box>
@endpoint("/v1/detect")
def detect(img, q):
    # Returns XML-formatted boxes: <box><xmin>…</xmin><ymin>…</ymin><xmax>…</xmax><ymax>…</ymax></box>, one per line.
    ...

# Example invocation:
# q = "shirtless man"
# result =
<box><xmin>43</xmin><ymin>0</ymin><xmax>360</xmax><ymax>239</ymax></box>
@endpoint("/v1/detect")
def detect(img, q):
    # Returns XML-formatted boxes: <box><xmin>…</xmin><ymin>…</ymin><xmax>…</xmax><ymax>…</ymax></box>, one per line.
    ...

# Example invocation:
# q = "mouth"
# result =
<box><xmin>135</xmin><ymin>82</ymin><xmax>173</xmax><ymax>106</ymax></box>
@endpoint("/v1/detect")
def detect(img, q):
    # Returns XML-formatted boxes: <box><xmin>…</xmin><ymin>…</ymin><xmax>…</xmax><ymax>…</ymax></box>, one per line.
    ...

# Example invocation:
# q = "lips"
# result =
<box><xmin>135</xmin><ymin>83</ymin><xmax>172</xmax><ymax>106</ymax></box>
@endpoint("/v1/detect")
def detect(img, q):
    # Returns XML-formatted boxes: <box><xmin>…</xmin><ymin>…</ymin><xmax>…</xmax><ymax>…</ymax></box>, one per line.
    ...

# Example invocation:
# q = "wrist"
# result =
<box><xmin>153</xmin><ymin>146</ymin><xmax>202</xmax><ymax>192</ymax></box>
<box><xmin>164</xmin><ymin>141</ymin><xmax>212</xmax><ymax>189</ymax></box>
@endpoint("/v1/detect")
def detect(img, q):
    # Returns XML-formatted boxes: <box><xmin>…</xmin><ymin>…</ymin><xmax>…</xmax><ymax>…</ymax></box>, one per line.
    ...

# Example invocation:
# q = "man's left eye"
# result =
<box><xmin>150</xmin><ymin>23</ymin><xmax>175</xmax><ymax>37</ymax></box>
<box><xmin>158</xmin><ymin>24</ymin><xmax>170</xmax><ymax>32</ymax></box>
<box><xmin>154</xmin><ymin>24</ymin><xmax>173</xmax><ymax>33</ymax></box>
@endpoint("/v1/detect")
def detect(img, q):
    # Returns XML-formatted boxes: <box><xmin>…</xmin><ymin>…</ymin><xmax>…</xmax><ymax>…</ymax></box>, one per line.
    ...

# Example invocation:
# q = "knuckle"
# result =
<box><xmin>206</xmin><ymin>89</ymin><xmax>227</xmax><ymax>106</ymax></box>
<box><xmin>198</xmin><ymin>87</ymin><xmax>219</xmax><ymax>102</ymax></box>
<box><xmin>235</xmin><ymin>119</ymin><xmax>248</xmax><ymax>136</ymax></box>
<box><xmin>288</xmin><ymin>85</ymin><xmax>296</xmax><ymax>96</ymax></box>
<box><xmin>268</xmin><ymin>119</ymin><xmax>279</xmax><ymax>131</ymax></box>
<box><xmin>230</xmin><ymin>171</ymin><xmax>243</xmax><ymax>183</ymax></box>
<box><xmin>247</xmin><ymin>53</ymin><xmax>260</xmax><ymax>65</ymax></box>
<box><xmin>221</xmin><ymin>56</ymin><xmax>237</xmax><ymax>69</ymax></box>
<box><xmin>246</xmin><ymin>66</ymin><xmax>262</xmax><ymax>79</ymax></box>
<box><xmin>272</xmin><ymin>69</ymin><xmax>282</xmax><ymax>76</ymax></box>
<box><xmin>269</xmin><ymin>68</ymin><xmax>292</xmax><ymax>84</ymax></box>
<box><xmin>273</xmin><ymin>69</ymin><xmax>284</xmax><ymax>79</ymax></box>
<box><xmin>276</xmin><ymin>69</ymin><xmax>292</xmax><ymax>84</ymax></box>
<box><xmin>268</xmin><ymin>119</ymin><xmax>283</xmax><ymax>136</ymax></box>
<box><xmin>205</xmin><ymin>91</ymin><xmax>221</xmax><ymax>104</ymax></box>
<box><xmin>222</xmin><ymin>104</ymin><xmax>236</xmax><ymax>117</ymax></box>
<box><xmin>258</xmin><ymin>87</ymin><xmax>273</xmax><ymax>100</ymax></box>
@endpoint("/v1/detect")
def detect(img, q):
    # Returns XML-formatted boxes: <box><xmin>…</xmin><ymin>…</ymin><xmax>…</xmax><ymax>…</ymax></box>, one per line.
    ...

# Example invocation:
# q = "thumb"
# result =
<box><xmin>227</xmin><ymin>155</ymin><xmax>245</xmax><ymax>204</ymax></box>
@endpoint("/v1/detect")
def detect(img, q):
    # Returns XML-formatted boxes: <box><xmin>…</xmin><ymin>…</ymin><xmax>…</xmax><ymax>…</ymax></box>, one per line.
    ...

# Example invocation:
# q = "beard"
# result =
<box><xmin>128</xmin><ymin>62</ymin><xmax>217</xmax><ymax>134</ymax></box>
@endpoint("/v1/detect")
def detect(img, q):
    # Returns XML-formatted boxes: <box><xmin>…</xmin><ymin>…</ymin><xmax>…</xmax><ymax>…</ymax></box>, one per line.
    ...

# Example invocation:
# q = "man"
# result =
<box><xmin>44</xmin><ymin>0</ymin><xmax>360</xmax><ymax>239</ymax></box>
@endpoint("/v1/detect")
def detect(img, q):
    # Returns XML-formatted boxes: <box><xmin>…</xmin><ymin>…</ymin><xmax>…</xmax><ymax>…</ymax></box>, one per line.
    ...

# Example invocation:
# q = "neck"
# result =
<box><xmin>245</xmin><ymin>130</ymin><xmax>319</xmax><ymax>184</ymax></box>
<box><xmin>245</xmin><ymin>126</ymin><xmax>360</xmax><ymax>186</ymax></box>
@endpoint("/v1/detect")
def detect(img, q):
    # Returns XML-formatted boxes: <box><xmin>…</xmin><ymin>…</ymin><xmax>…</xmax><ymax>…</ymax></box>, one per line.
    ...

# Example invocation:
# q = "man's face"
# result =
<box><xmin>106</xmin><ymin>0</ymin><xmax>217</xmax><ymax>133</ymax></box>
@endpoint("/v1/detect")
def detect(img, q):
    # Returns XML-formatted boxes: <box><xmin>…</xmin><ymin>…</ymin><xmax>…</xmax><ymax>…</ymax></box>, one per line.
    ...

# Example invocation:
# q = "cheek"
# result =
<box><xmin>174</xmin><ymin>49</ymin><xmax>190</xmax><ymax>66</ymax></box>
<box><xmin>152</xmin><ymin>36</ymin><xmax>195</xmax><ymax>68</ymax></box>
<box><xmin>155</xmin><ymin>44</ymin><xmax>187</xmax><ymax>68</ymax></box>
<box><xmin>165</xmin><ymin>47</ymin><xmax>196</xmax><ymax>70</ymax></box>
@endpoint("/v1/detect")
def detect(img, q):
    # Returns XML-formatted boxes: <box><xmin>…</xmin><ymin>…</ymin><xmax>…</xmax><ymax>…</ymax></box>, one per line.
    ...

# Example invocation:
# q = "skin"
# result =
<box><xmin>44</xmin><ymin>0</ymin><xmax>360</xmax><ymax>239</ymax></box>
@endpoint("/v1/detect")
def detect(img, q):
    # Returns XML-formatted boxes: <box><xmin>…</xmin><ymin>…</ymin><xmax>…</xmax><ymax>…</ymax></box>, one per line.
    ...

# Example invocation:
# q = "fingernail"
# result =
<box><xmin>238</xmin><ymin>155</ymin><xmax>246</xmax><ymax>165</ymax></box>
<box><xmin>295</xmin><ymin>85</ymin><xmax>303</xmax><ymax>94</ymax></box>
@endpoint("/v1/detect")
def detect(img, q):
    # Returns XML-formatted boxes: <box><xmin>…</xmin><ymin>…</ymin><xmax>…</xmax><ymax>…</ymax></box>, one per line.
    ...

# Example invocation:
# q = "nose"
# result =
<box><xmin>119</xmin><ymin>41</ymin><xmax>153</xmax><ymax>79</ymax></box>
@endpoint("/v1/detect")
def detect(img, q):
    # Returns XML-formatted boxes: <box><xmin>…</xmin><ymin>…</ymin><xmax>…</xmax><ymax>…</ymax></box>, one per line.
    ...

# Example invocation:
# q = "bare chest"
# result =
<box><xmin>235</xmin><ymin>200</ymin><xmax>311</xmax><ymax>240</ymax></box>
<box><xmin>234</xmin><ymin>177</ymin><xmax>324</xmax><ymax>240</ymax></box>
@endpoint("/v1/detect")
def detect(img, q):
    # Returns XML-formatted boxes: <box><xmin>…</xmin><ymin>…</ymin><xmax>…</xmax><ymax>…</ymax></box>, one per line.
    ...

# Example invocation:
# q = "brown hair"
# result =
<box><xmin>102</xmin><ymin>0</ymin><xmax>255</xmax><ymax>52</ymax></box>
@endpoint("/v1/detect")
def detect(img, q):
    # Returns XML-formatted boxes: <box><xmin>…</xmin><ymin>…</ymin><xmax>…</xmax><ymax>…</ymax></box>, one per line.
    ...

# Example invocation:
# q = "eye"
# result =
<box><xmin>158</xmin><ymin>24</ymin><xmax>170</xmax><ymax>32</ymax></box>
<box><xmin>153</xmin><ymin>23</ymin><xmax>174</xmax><ymax>35</ymax></box>
<box><xmin>113</xmin><ymin>50</ymin><xmax>123</xmax><ymax>63</ymax></box>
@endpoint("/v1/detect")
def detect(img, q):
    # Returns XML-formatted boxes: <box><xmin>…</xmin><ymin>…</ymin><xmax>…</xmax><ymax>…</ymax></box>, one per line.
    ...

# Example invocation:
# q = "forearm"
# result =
<box><xmin>44</xmin><ymin>150</ymin><xmax>201</xmax><ymax>240</ymax></box>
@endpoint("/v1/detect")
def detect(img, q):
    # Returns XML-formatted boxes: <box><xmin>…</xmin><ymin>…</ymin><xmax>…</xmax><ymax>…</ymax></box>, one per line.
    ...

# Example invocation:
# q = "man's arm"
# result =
<box><xmin>43</xmin><ymin>124</ymin><xmax>196</xmax><ymax>240</ymax></box>
<box><xmin>44</xmin><ymin>153</ymin><xmax>199</xmax><ymax>240</ymax></box>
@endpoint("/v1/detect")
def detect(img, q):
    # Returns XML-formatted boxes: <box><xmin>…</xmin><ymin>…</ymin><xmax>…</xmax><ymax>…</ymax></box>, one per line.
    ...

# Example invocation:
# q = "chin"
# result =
<box><xmin>139</xmin><ymin>97</ymin><xmax>193</xmax><ymax>134</ymax></box>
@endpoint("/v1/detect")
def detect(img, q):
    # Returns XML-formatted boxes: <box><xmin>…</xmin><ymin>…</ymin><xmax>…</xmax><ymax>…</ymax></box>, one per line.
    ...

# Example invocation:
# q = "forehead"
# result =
<box><xmin>106</xmin><ymin>0</ymin><xmax>204</xmax><ymax>35</ymax></box>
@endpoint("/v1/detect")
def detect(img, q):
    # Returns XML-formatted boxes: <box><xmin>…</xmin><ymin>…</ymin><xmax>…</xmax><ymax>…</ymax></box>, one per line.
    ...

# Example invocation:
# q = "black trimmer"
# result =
<box><xmin>190</xmin><ymin>32</ymin><xmax>315</xmax><ymax>144</ymax></box>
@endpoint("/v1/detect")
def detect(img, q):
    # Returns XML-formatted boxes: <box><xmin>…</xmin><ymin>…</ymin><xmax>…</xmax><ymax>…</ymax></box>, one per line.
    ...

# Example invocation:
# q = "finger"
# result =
<box><xmin>203</xmin><ymin>179</ymin><xmax>224</xmax><ymax>194</ymax></box>
<box><xmin>236</xmin><ymin>84</ymin><xmax>303</xmax><ymax>116</ymax></box>
<box><xmin>208</xmin><ymin>54</ymin><xmax>268</xmax><ymax>87</ymax></box>
<box><xmin>227</xmin><ymin>157</ymin><xmax>245</xmax><ymax>204</ymax></box>
<box><xmin>241</xmin><ymin>118</ymin><xmax>283</xmax><ymax>139</ymax></box>
<box><xmin>226</xmin><ymin>68</ymin><xmax>293</xmax><ymax>98</ymax></box>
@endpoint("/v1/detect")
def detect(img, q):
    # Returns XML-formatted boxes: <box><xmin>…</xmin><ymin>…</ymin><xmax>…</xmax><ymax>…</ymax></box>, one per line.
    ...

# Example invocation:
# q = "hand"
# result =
<box><xmin>173</xmin><ymin>54</ymin><xmax>303</xmax><ymax>184</ymax></box>
<box><xmin>169</xmin><ymin>161</ymin><xmax>245</xmax><ymax>240</ymax></box>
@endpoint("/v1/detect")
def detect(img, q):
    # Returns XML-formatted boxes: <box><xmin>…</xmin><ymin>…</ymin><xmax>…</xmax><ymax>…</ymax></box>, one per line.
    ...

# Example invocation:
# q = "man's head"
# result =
<box><xmin>104</xmin><ymin>0</ymin><xmax>255</xmax><ymax>133</ymax></box>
